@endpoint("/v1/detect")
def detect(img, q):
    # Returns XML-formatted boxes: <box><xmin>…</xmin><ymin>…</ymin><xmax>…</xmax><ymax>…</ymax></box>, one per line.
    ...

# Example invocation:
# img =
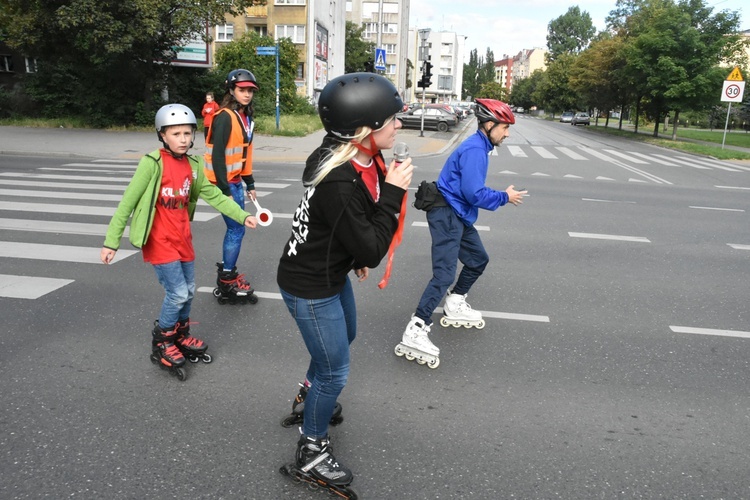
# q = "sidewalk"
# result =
<box><xmin>0</xmin><ymin>122</ymin><xmax>471</xmax><ymax>162</ymax></box>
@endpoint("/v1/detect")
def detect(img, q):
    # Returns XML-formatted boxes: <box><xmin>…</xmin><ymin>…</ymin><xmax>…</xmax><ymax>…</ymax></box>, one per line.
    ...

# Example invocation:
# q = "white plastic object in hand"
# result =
<box><xmin>252</xmin><ymin>198</ymin><xmax>273</xmax><ymax>227</ymax></box>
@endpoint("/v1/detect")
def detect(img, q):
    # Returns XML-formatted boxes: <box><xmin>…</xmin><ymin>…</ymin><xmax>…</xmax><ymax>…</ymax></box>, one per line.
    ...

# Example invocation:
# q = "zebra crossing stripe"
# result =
<box><xmin>603</xmin><ymin>149</ymin><xmax>649</xmax><ymax>164</ymax></box>
<box><xmin>675</xmin><ymin>156</ymin><xmax>740</xmax><ymax>172</ymax></box>
<box><xmin>0</xmin><ymin>273</ymin><xmax>75</xmax><ymax>299</ymax></box>
<box><xmin>0</xmin><ymin>241</ymin><xmax>138</xmax><ymax>263</ymax></box>
<box><xmin>0</xmin><ymin>172</ymin><xmax>132</xmax><ymax>182</ymax></box>
<box><xmin>627</xmin><ymin>152</ymin><xmax>678</xmax><ymax>166</ymax></box>
<box><xmin>670</xmin><ymin>326</ymin><xmax>750</xmax><ymax>338</ymax></box>
<box><xmin>569</xmin><ymin>232</ymin><xmax>650</xmax><ymax>243</ymax></box>
<box><xmin>0</xmin><ymin>217</ymin><xmax>127</xmax><ymax>237</ymax></box>
<box><xmin>507</xmin><ymin>146</ymin><xmax>527</xmax><ymax>158</ymax></box>
<box><xmin>556</xmin><ymin>147</ymin><xmax>588</xmax><ymax>160</ymax></box>
<box><xmin>699</xmin><ymin>158</ymin><xmax>750</xmax><ymax>172</ymax></box>
<box><xmin>651</xmin><ymin>155</ymin><xmax>710</xmax><ymax>169</ymax></box>
<box><xmin>0</xmin><ymin>201</ymin><xmax>219</xmax><ymax>221</ymax></box>
<box><xmin>0</xmin><ymin>188</ymin><xmax>124</xmax><ymax>202</ymax></box>
<box><xmin>531</xmin><ymin>147</ymin><xmax>558</xmax><ymax>159</ymax></box>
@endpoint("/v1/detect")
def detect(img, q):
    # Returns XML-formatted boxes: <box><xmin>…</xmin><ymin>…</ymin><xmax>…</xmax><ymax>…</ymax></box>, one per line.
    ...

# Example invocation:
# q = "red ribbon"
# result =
<box><xmin>378</xmin><ymin>190</ymin><xmax>408</xmax><ymax>289</ymax></box>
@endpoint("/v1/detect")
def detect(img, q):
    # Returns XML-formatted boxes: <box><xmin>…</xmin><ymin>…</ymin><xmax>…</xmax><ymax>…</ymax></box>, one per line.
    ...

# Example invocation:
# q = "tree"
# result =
<box><xmin>509</xmin><ymin>70</ymin><xmax>545</xmax><ymax>111</ymax></box>
<box><xmin>462</xmin><ymin>48</ymin><xmax>495</xmax><ymax>100</ymax></box>
<box><xmin>534</xmin><ymin>54</ymin><xmax>580</xmax><ymax>115</ymax></box>
<box><xmin>546</xmin><ymin>6</ymin><xmax>597</xmax><ymax>62</ymax></box>
<box><xmin>344</xmin><ymin>21</ymin><xmax>376</xmax><ymax>74</ymax></box>
<box><xmin>476</xmin><ymin>81</ymin><xmax>509</xmax><ymax>102</ymax></box>
<box><xmin>0</xmin><ymin>0</ymin><xmax>264</xmax><ymax>126</ymax></box>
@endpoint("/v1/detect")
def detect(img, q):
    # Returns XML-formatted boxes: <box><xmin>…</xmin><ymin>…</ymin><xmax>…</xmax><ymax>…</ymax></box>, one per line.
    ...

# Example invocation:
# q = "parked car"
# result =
<box><xmin>571</xmin><ymin>112</ymin><xmax>590</xmax><ymax>126</ymax></box>
<box><xmin>560</xmin><ymin>111</ymin><xmax>574</xmax><ymax>123</ymax></box>
<box><xmin>397</xmin><ymin>107</ymin><xmax>457</xmax><ymax>132</ymax></box>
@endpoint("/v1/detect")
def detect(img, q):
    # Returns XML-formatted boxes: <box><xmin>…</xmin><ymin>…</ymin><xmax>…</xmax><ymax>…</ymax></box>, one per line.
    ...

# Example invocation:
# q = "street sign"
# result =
<box><xmin>726</xmin><ymin>67</ymin><xmax>744</xmax><ymax>82</ymax></box>
<box><xmin>256</xmin><ymin>46</ymin><xmax>278</xmax><ymax>56</ymax></box>
<box><xmin>374</xmin><ymin>48</ymin><xmax>386</xmax><ymax>71</ymax></box>
<box><xmin>721</xmin><ymin>81</ymin><xmax>745</xmax><ymax>103</ymax></box>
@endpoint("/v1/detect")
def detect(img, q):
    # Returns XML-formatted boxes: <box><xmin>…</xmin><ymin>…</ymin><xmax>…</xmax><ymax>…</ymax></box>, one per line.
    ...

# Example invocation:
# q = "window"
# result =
<box><xmin>385</xmin><ymin>44</ymin><xmax>396</xmax><ymax>54</ymax></box>
<box><xmin>25</xmin><ymin>57</ymin><xmax>37</xmax><ymax>73</ymax></box>
<box><xmin>296</xmin><ymin>63</ymin><xmax>304</xmax><ymax>80</ymax></box>
<box><xmin>362</xmin><ymin>22</ymin><xmax>377</xmax><ymax>39</ymax></box>
<box><xmin>276</xmin><ymin>25</ymin><xmax>305</xmax><ymax>44</ymax></box>
<box><xmin>216</xmin><ymin>24</ymin><xmax>234</xmax><ymax>42</ymax></box>
<box><xmin>276</xmin><ymin>0</ymin><xmax>305</xmax><ymax>3</ymax></box>
<box><xmin>0</xmin><ymin>55</ymin><xmax>13</xmax><ymax>72</ymax></box>
<box><xmin>386</xmin><ymin>64</ymin><xmax>396</xmax><ymax>75</ymax></box>
<box><xmin>254</xmin><ymin>26</ymin><xmax>268</xmax><ymax>37</ymax></box>
<box><xmin>382</xmin><ymin>23</ymin><xmax>398</xmax><ymax>34</ymax></box>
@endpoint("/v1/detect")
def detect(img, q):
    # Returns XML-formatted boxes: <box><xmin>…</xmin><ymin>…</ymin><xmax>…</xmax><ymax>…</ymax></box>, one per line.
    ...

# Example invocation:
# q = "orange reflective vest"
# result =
<box><xmin>204</xmin><ymin>108</ymin><xmax>254</xmax><ymax>185</ymax></box>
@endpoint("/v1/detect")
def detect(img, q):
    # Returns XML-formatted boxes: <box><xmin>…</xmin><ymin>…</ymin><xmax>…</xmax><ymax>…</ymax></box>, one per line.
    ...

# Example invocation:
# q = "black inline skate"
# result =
<box><xmin>212</xmin><ymin>262</ymin><xmax>258</xmax><ymax>305</ymax></box>
<box><xmin>279</xmin><ymin>435</ymin><xmax>358</xmax><ymax>499</ymax></box>
<box><xmin>175</xmin><ymin>319</ymin><xmax>212</xmax><ymax>364</ymax></box>
<box><xmin>280</xmin><ymin>383</ymin><xmax>343</xmax><ymax>428</ymax></box>
<box><xmin>149</xmin><ymin>321</ymin><xmax>187</xmax><ymax>381</ymax></box>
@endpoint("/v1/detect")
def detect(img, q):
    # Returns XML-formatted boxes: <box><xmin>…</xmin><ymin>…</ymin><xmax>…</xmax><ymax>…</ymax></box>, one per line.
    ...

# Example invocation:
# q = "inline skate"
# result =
<box><xmin>394</xmin><ymin>315</ymin><xmax>440</xmax><ymax>368</ymax></box>
<box><xmin>149</xmin><ymin>321</ymin><xmax>187</xmax><ymax>381</ymax></box>
<box><xmin>440</xmin><ymin>291</ymin><xmax>485</xmax><ymax>329</ymax></box>
<box><xmin>280</xmin><ymin>383</ymin><xmax>343</xmax><ymax>428</ymax></box>
<box><xmin>175</xmin><ymin>319</ymin><xmax>212</xmax><ymax>364</ymax></box>
<box><xmin>279</xmin><ymin>435</ymin><xmax>358</xmax><ymax>499</ymax></box>
<box><xmin>212</xmin><ymin>262</ymin><xmax>258</xmax><ymax>305</ymax></box>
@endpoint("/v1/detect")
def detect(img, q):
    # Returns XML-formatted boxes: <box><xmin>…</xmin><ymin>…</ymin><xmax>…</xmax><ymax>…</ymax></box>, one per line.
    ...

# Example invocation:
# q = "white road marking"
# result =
<box><xmin>581</xmin><ymin>147</ymin><xmax>673</xmax><ymax>184</ymax></box>
<box><xmin>627</xmin><ymin>152</ymin><xmax>678</xmax><ymax>166</ymax></box>
<box><xmin>531</xmin><ymin>147</ymin><xmax>558</xmax><ymax>159</ymax></box>
<box><xmin>675</xmin><ymin>156</ymin><xmax>740</xmax><ymax>172</ymax></box>
<box><xmin>569</xmin><ymin>232</ymin><xmax>650</xmax><ymax>243</ymax></box>
<box><xmin>715</xmin><ymin>185</ymin><xmax>750</xmax><ymax>190</ymax></box>
<box><xmin>0</xmin><ymin>201</ymin><xmax>219</xmax><ymax>221</ymax></box>
<box><xmin>0</xmin><ymin>241</ymin><xmax>137</xmax><ymax>263</ymax></box>
<box><xmin>670</xmin><ymin>326</ymin><xmax>750</xmax><ymax>339</ymax></box>
<box><xmin>556</xmin><ymin>147</ymin><xmax>588</xmax><ymax>160</ymax></box>
<box><xmin>689</xmin><ymin>206</ymin><xmax>744</xmax><ymax>212</ymax></box>
<box><xmin>603</xmin><ymin>149</ymin><xmax>649</xmax><ymax>164</ymax></box>
<box><xmin>507</xmin><ymin>146</ymin><xmax>527</xmax><ymax>158</ymax></box>
<box><xmin>0</xmin><ymin>274</ymin><xmax>75</xmax><ymax>299</ymax></box>
<box><xmin>652</xmin><ymin>155</ymin><xmax>710</xmax><ymax>170</ymax></box>
<box><xmin>0</xmin><ymin>218</ymin><xmax>127</xmax><ymax>236</ymax></box>
<box><xmin>0</xmin><ymin>188</ymin><xmax>123</xmax><ymax>202</ymax></box>
<box><xmin>728</xmin><ymin>243</ymin><xmax>750</xmax><ymax>250</ymax></box>
<box><xmin>582</xmin><ymin>198</ymin><xmax>636</xmax><ymax>204</ymax></box>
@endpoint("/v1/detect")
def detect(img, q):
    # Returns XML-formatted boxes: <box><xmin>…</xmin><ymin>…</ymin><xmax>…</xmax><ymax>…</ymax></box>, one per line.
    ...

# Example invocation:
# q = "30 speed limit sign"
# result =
<box><xmin>721</xmin><ymin>81</ymin><xmax>744</xmax><ymax>103</ymax></box>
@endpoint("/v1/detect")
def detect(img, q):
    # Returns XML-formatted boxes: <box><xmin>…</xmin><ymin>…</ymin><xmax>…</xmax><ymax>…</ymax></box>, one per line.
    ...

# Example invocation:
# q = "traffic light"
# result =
<box><xmin>423</xmin><ymin>62</ymin><xmax>433</xmax><ymax>86</ymax></box>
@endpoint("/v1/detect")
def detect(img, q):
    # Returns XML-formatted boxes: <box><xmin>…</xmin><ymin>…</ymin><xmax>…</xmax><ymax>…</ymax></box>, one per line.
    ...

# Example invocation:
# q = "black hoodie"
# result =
<box><xmin>277</xmin><ymin>136</ymin><xmax>405</xmax><ymax>299</ymax></box>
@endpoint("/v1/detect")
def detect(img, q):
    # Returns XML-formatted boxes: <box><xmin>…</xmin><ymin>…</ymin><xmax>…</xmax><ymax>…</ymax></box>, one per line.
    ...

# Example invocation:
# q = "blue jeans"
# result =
<box><xmin>221</xmin><ymin>181</ymin><xmax>246</xmax><ymax>270</ymax></box>
<box><xmin>415</xmin><ymin>206</ymin><xmax>489</xmax><ymax>325</ymax></box>
<box><xmin>153</xmin><ymin>260</ymin><xmax>195</xmax><ymax>329</ymax></box>
<box><xmin>280</xmin><ymin>277</ymin><xmax>357</xmax><ymax>438</ymax></box>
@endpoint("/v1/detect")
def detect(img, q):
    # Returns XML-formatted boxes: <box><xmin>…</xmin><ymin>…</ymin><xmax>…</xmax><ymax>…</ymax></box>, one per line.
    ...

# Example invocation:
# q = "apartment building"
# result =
<box><xmin>510</xmin><ymin>47</ymin><xmax>547</xmax><ymax>88</ymax></box>
<box><xmin>494</xmin><ymin>55</ymin><xmax>513</xmax><ymax>92</ymax></box>
<box><xmin>406</xmin><ymin>29</ymin><xmax>466</xmax><ymax>103</ymax></box>
<box><xmin>214</xmin><ymin>0</ymin><xmax>346</xmax><ymax>101</ymax></box>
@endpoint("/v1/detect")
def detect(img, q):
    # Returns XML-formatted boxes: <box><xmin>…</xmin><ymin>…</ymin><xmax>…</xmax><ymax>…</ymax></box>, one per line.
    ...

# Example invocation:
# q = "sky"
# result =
<box><xmin>409</xmin><ymin>0</ymin><xmax>748</xmax><ymax>63</ymax></box>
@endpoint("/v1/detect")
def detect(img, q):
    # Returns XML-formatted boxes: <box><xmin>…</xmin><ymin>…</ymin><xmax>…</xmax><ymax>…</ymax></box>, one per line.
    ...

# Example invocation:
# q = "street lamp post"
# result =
<box><xmin>418</xmin><ymin>28</ymin><xmax>430</xmax><ymax>138</ymax></box>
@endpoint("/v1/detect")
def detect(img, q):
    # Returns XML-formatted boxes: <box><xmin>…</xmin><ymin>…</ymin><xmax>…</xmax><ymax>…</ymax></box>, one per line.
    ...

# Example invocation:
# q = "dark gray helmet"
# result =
<box><xmin>318</xmin><ymin>73</ymin><xmax>403</xmax><ymax>139</ymax></box>
<box><xmin>226</xmin><ymin>69</ymin><xmax>259</xmax><ymax>90</ymax></box>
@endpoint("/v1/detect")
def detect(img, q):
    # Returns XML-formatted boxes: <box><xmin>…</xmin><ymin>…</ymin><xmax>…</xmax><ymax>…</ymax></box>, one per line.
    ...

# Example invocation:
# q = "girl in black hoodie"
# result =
<box><xmin>277</xmin><ymin>73</ymin><xmax>412</xmax><ymax>491</ymax></box>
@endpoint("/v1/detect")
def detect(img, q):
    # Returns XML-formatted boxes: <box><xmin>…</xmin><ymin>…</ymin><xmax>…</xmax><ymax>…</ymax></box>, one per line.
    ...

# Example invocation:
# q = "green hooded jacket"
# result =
<box><xmin>103</xmin><ymin>150</ymin><xmax>252</xmax><ymax>250</ymax></box>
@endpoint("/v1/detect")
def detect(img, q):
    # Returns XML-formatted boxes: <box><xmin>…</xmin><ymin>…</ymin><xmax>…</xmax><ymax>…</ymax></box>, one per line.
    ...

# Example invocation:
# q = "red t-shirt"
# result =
<box><xmin>201</xmin><ymin>101</ymin><xmax>221</xmax><ymax>127</ymax></box>
<box><xmin>351</xmin><ymin>158</ymin><xmax>380</xmax><ymax>202</ymax></box>
<box><xmin>141</xmin><ymin>150</ymin><xmax>195</xmax><ymax>264</ymax></box>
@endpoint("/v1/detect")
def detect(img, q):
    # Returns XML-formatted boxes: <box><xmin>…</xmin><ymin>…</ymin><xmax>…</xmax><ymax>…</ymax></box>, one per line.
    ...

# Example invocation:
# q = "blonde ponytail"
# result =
<box><xmin>308</xmin><ymin>126</ymin><xmax>374</xmax><ymax>187</ymax></box>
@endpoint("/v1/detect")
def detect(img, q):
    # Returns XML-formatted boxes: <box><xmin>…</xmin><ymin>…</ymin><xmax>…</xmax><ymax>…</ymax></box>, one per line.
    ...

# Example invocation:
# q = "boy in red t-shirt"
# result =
<box><xmin>201</xmin><ymin>92</ymin><xmax>220</xmax><ymax>143</ymax></box>
<box><xmin>101</xmin><ymin>104</ymin><xmax>257</xmax><ymax>381</ymax></box>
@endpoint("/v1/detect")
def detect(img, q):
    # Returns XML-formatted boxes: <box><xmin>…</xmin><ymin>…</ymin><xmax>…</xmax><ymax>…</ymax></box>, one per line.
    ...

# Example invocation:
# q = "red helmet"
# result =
<box><xmin>474</xmin><ymin>98</ymin><xmax>515</xmax><ymax>125</ymax></box>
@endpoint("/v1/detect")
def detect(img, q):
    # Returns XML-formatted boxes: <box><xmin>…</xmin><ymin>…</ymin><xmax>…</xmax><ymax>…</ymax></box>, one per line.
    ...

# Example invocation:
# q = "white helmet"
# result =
<box><xmin>155</xmin><ymin>104</ymin><xmax>197</xmax><ymax>132</ymax></box>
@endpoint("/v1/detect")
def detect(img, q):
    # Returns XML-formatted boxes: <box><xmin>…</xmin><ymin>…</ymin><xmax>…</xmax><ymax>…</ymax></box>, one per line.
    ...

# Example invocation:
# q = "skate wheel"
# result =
<box><xmin>201</xmin><ymin>353</ymin><xmax>213</xmax><ymax>363</ymax></box>
<box><xmin>212</xmin><ymin>287</ymin><xmax>221</xmax><ymax>298</ymax></box>
<box><xmin>440</xmin><ymin>317</ymin><xmax>450</xmax><ymax>327</ymax></box>
<box><xmin>428</xmin><ymin>358</ymin><xmax>440</xmax><ymax>369</ymax></box>
<box><xmin>394</xmin><ymin>345</ymin><xmax>404</xmax><ymax>357</ymax></box>
<box><xmin>175</xmin><ymin>367</ymin><xmax>187</xmax><ymax>381</ymax></box>
<box><xmin>217</xmin><ymin>296</ymin><xmax>229</xmax><ymax>305</ymax></box>
<box><xmin>306</xmin><ymin>481</ymin><xmax>320</xmax><ymax>491</ymax></box>
<box><xmin>476</xmin><ymin>319</ymin><xmax>486</xmax><ymax>329</ymax></box>
<box><xmin>149</xmin><ymin>353</ymin><xmax>159</xmax><ymax>365</ymax></box>
<box><xmin>330</xmin><ymin>416</ymin><xmax>344</xmax><ymax>426</ymax></box>
<box><xmin>187</xmin><ymin>355</ymin><xmax>200</xmax><ymax>363</ymax></box>
<box><xmin>416</xmin><ymin>359</ymin><xmax>426</xmax><ymax>365</ymax></box>
<box><xmin>405</xmin><ymin>354</ymin><xmax>415</xmax><ymax>361</ymax></box>
<box><xmin>248</xmin><ymin>294</ymin><xmax>259</xmax><ymax>304</ymax></box>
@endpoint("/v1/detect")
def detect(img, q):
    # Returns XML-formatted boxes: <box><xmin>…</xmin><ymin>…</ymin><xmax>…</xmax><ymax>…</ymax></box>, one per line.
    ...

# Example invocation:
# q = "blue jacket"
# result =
<box><xmin>436</xmin><ymin>130</ymin><xmax>509</xmax><ymax>225</ymax></box>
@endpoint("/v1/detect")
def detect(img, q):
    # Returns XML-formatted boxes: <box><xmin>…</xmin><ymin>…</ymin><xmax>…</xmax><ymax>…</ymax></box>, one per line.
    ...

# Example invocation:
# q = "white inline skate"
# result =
<box><xmin>440</xmin><ymin>292</ymin><xmax>485</xmax><ymax>329</ymax></box>
<box><xmin>394</xmin><ymin>316</ymin><xmax>440</xmax><ymax>369</ymax></box>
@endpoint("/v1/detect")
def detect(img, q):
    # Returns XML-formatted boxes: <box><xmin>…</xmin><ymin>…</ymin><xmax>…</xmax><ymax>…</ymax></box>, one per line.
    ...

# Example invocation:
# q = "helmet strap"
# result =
<box><xmin>353</xmin><ymin>136</ymin><xmax>385</xmax><ymax>173</ymax></box>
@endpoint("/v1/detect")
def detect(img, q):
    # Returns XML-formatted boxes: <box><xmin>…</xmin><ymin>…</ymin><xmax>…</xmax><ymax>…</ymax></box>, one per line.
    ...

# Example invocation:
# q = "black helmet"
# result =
<box><xmin>318</xmin><ymin>73</ymin><xmax>403</xmax><ymax>139</ymax></box>
<box><xmin>226</xmin><ymin>69</ymin><xmax>259</xmax><ymax>90</ymax></box>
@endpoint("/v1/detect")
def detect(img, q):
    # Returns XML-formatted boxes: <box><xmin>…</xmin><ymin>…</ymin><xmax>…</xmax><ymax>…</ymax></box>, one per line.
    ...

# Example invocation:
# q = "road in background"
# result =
<box><xmin>1</xmin><ymin>118</ymin><xmax>749</xmax><ymax>498</ymax></box>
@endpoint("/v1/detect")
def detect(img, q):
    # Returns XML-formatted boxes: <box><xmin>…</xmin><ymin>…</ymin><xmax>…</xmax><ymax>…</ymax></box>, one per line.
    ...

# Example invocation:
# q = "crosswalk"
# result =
<box><xmin>491</xmin><ymin>144</ymin><xmax>750</xmax><ymax>183</ymax></box>
<box><xmin>0</xmin><ymin>159</ymin><xmax>291</xmax><ymax>299</ymax></box>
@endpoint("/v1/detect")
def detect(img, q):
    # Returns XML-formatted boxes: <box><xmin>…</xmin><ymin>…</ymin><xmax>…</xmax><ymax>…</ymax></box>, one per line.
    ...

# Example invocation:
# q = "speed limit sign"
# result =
<box><xmin>721</xmin><ymin>81</ymin><xmax>744</xmax><ymax>102</ymax></box>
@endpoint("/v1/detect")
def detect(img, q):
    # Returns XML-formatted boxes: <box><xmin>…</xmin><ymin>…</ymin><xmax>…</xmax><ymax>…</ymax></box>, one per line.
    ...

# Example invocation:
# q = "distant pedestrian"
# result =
<box><xmin>100</xmin><ymin>104</ymin><xmax>257</xmax><ymax>381</ymax></box>
<box><xmin>204</xmin><ymin>69</ymin><xmax>260</xmax><ymax>304</ymax></box>
<box><xmin>395</xmin><ymin>98</ymin><xmax>527</xmax><ymax>369</ymax></box>
<box><xmin>201</xmin><ymin>92</ymin><xmax>220</xmax><ymax>143</ymax></box>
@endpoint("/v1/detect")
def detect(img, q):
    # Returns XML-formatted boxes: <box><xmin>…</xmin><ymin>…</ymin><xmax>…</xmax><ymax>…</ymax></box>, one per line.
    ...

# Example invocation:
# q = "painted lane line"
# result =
<box><xmin>652</xmin><ymin>155</ymin><xmax>710</xmax><ymax>170</ymax></box>
<box><xmin>603</xmin><ymin>149</ymin><xmax>649</xmax><ymax>164</ymax></box>
<box><xmin>412</xmin><ymin>221</ymin><xmax>489</xmax><ymax>231</ymax></box>
<box><xmin>0</xmin><ymin>218</ymin><xmax>127</xmax><ymax>237</ymax></box>
<box><xmin>531</xmin><ymin>147</ymin><xmax>558</xmax><ymax>159</ymax></box>
<box><xmin>627</xmin><ymin>152</ymin><xmax>678</xmax><ymax>166</ymax></box>
<box><xmin>0</xmin><ymin>172</ymin><xmax>132</xmax><ymax>182</ymax></box>
<box><xmin>670</xmin><ymin>326</ymin><xmax>750</xmax><ymax>339</ymax></box>
<box><xmin>580</xmin><ymin>147</ymin><xmax>672</xmax><ymax>185</ymax></box>
<box><xmin>689</xmin><ymin>206</ymin><xmax>744</xmax><ymax>212</ymax></box>
<box><xmin>715</xmin><ymin>185</ymin><xmax>750</xmax><ymax>190</ymax></box>
<box><xmin>728</xmin><ymin>243</ymin><xmax>750</xmax><ymax>250</ymax></box>
<box><xmin>675</xmin><ymin>156</ymin><xmax>740</xmax><ymax>172</ymax></box>
<box><xmin>0</xmin><ymin>188</ymin><xmax>124</xmax><ymax>202</ymax></box>
<box><xmin>0</xmin><ymin>201</ymin><xmax>219</xmax><ymax>221</ymax></box>
<box><xmin>556</xmin><ymin>147</ymin><xmax>588</xmax><ymax>160</ymax></box>
<box><xmin>0</xmin><ymin>274</ymin><xmax>75</xmax><ymax>299</ymax></box>
<box><xmin>582</xmin><ymin>198</ymin><xmax>636</xmax><ymax>204</ymax></box>
<box><xmin>1</xmin><ymin>179</ymin><xmax>127</xmax><ymax>191</ymax></box>
<box><xmin>62</xmin><ymin>163</ymin><xmax>137</xmax><ymax>168</ymax></box>
<box><xmin>569</xmin><ymin>232</ymin><xmax>651</xmax><ymax>243</ymax></box>
<box><xmin>699</xmin><ymin>158</ymin><xmax>750</xmax><ymax>172</ymax></box>
<box><xmin>196</xmin><ymin>288</ymin><xmax>550</xmax><ymax>323</ymax></box>
<box><xmin>0</xmin><ymin>241</ymin><xmax>138</xmax><ymax>263</ymax></box>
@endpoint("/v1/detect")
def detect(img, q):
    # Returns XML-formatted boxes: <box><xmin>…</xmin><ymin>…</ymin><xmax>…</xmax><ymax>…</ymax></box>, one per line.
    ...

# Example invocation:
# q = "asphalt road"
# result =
<box><xmin>1</xmin><ymin>117</ymin><xmax>749</xmax><ymax>499</ymax></box>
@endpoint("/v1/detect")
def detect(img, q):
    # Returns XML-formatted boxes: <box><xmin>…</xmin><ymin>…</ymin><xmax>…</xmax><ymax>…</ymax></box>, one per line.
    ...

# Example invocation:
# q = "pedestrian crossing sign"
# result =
<box><xmin>374</xmin><ymin>48</ymin><xmax>386</xmax><ymax>71</ymax></box>
<box><xmin>726</xmin><ymin>67</ymin><xmax>743</xmax><ymax>81</ymax></box>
